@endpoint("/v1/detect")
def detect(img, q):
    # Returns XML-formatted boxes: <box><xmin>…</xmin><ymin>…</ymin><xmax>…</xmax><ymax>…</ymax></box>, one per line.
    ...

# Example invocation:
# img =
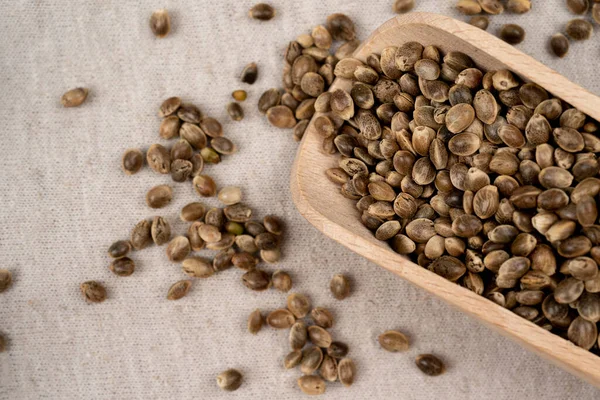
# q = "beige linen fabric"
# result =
<box><xmin>1</xmin><ymin>0</ymin><xmax>600</xmax><ymax>399</ymax></box>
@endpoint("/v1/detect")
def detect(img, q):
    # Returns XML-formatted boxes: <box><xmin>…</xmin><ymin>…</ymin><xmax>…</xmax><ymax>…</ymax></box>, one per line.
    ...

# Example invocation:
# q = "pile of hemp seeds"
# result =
<box><xmin>315</xmin><ymin>37</ymin><xmax>600</xmax><ymax>355</ymax></box>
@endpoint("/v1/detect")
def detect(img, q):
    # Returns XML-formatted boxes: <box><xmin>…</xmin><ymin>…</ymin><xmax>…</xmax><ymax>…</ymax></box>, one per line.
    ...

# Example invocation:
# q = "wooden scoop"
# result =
<box><xmin>291</xmin><ymin>12</ymin><xmax>600</xmax><ymax>387</ymax></box>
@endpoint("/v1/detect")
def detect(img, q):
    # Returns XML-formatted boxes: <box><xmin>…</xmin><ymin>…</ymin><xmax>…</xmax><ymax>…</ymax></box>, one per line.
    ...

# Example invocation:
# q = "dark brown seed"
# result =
<box><xmin>108</xmin><ymin>240</ymin><xmax>131</xmax><ymax>259</ymax></box>
<box><xmin>242</xmin><ymin>269</ymin><xmax>271</xmax><ymax>291</ymax></box>
<box><xmin>326</xmin><ymin>13</ymin><xmax>356</xmax><ymax>41</ymax></box>
<box><xmin>499</xmin><ymin>24</ymin><xmax>525</xmax><ymax>44</ymax></box>
<box><xmin>146</xmin><ymin>185</ymin><xmax>172</xmax><ymax>208</ymax></box>
<box><xmin>415</xmin><ymin>354</ymin><xmax>445</xmax><ymax>376</ymax></box>
<box><xmin>122</xmin><ymin>149</ymin><xmax>144</xmax><ymax>175</ymax></box>
<box><xmin>213</xmin><ymin>249</ymin><xmax>235</xmax><ymax>271</ymax></box>
<box><xmin>80</xmin><ymin>281</ymin><xmax>106</xmax><ymax>303</ymax></box>
<box><xmin>430</xmin><ymin>256</ymin><xmax>466</xmax><ymax>281</ymax></box>
<box><xmin>180</xmin><ymin>202</ymin><xmax>205</xmax><ymax>222</ymax></box>
<box><xmin>149</xmin><ymin>9</ymin><xmax>170</xmax><ymax>38</ymax></box>
<box><xmin>566</xmin><ymin>19</ymin><xmax>593</xmax><ymax>40</ymax></box>
<box><xmin>61</xmin><ymin>87</ymin><xmax>88</xmax><ymax>107</ymax></box>
<box><xmin>568</xmin><ymin>316</ymin><xmax>597</xmax><ymax>350</ymax></box>
<box><xmin>249</xmin><ymin>3</ymin><xmax>275</xmax><ymax>20</ymax></box>
<box><xmin>240</xmin><ymin>62</ymin><xmax>258</xmax><ymax>84</ymax></box>
<box><xmin>567</xmin><ymin>0</ymin><xmax>589</xmax><ymax>14</ymax></box>
<box><xmin>109</xmin><ymin>257</ymin><xmax>135</xmax><ymax>277</ymax></box>
<box><xmin>326</xmin><ymin>342</ymin><xmax>349</xmax><ymax>360</ymax></box>
<box><xmin>226</xmin><ymin>102</ymin><xmax>244</xmax><ymax>121</ymax></box>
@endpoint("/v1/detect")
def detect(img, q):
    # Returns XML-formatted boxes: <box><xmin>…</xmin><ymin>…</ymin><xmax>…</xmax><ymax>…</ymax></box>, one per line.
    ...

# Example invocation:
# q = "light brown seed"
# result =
<box><xmin>338</xmin><ymin>358</ymin><xmax>356</xmax><ymax>386</ymax></box>
<box><xmin>166</xmin><ymin>236</ymin><xmax>190</xmax><ymax>263</ymax></box>
<box><xmin>301</xmin><ymin>346</ymin><xmax>324</xmax><ymax>374</ymax></box>
<box><xmin>242</xmin><ymin>269</ymin><xmax>271</xmax><ymax>291</ymax></box>
<box><xmin>80</xmin><ymin>281</ymin><xmax>106</xmax><ymax>303</ymax></box>
<box><xmin>445</xmin><ymin>103</ymin><xmax>475</xmax><ymax>133</ymax></box>
<box><xmin>287</xmin><ymin>293</ymin><xmax>311</xmax><ymax>318</ymax></box>
<box><xmin>330</xmin><ymin>274</ymin><xmax>350</xmax><ymax>300</ymax></box>
<box><xmin>182</xmin><ymin>257</ymin><xmax>214</xmax><ymax>278</ymax></box>
<box><xmin>267</xmin><ymin>309</ymin><xmax>296</xmax><ymax>329</ymax></box>
<box><xmin>554</xmin><ymin>277</ymin><xmax>585</xmax><ymax>304</ymax></box>
<box><xmin>284</xmin><ymin>350</ymin><xmax>303</xmax><ymax>369</ymax></box>
<box><xmin>311</xmin><ymin>307</ymin><xmax>334</xmax><ymax>329</ymax></box>
<box><xmin>378</xmin><ymin>330</ymin><xmax>409</xmax><ymax>352</ymax></box>
<box><xmin>298</xmin><ymin>375</ymin><xmax>326</xmax><ymax>395</ymax></box>
<box><xmin>151</xmin><ymin>216</ymin><xmax>171</xmax><ymax>246</ymax></box>
<box><xmin>146</xmin><ymin>185</ymin><xmax>172</xmax><ymax>208</ymax></box>
<box><xmin>507</xmin><ymin>0</ymin><xmax>531</xmax><ymax>13</ymax></box>
<box><xmin>393</xmin><ymin>0</ymin><xmax>415</xmax><ymax>13</ymax></box>
<box><xmin>395</xmin><ymin>42</ymin><xmax>423</xmax><ymax>72</ymax></box>
<box><xmin>308</xmin><ymin>325</ymin><xmax>333</xmax><ymax>348</ymax></box>
<box><xmin>193</xmin><ymin>175</ymin><xmax>217</xmax><ymax>197</ymax></box>
<box><xmin>167</xmin><ymin>280</ymin><xmax>191</xmax><ymax>300</ymax></box>
<box><xmin>61</xmin><ymin>87</ymin><xmax>88</xmax><ymax>107</ymax></box>
<box><xmin>457</xmin><ymin>0</ymin><xmax>482</xmax><ymax>14</ymax></box>
<box><xmin>266</xmin><ymin>105</ymin><xmax>296</xmax><ymax>128</ymax></box>
<box><xmin>122</xmin><ymin>149</ymin><xmax>144</xmax><ymax>175</ymax></box>
<box><xmin>477</xmin><ymin>0</ymin><xmax>504</xmax><ymax>14</ymax></box>
<box><xmin>290</xmin><ymin>320</ymin><xmax>308</xmax><ymax>350</ymax></box>
<box><xmin>248</xmin><ymin>308</ymin><xmax>264</xmax><ymax>335</ymax></box>
<box><xmin>216</xmin><ymin>369</ymin><xmax>242</xmax><ymax>392</ymax></box>
<box><xmin>147</xmin><ymin>144</ymin><xmax>171</xmax><ymax>174</ymax></box>
<box><xmin>149</xmin><ymin>9</ymin><xmax>170</xmax><ymax>38</ymax></box>
<box><xmin>158</xmin><ymin>97</ymin><xmax>181</xmax><ymax>117</ymax></box>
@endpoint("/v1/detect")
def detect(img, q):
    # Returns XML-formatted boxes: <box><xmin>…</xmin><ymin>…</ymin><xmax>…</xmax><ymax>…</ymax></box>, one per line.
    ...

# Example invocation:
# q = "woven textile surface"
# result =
<box><xmin>1</xmin><ymin>0</ymin><xmax>600</xmax><ymax>399</ymax></box>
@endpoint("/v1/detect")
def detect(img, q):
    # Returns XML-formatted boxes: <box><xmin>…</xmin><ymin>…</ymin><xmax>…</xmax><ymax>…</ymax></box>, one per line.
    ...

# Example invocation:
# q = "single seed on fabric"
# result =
<box><xmin>149</xmin><ymin>9</ymin><xmax>170</xmax><ymax>38</ymax></box>
<box><xmin>80</xmin><ymin>281</ymin><xmax>107</xmax><ymax>303</ymax></box>
<box><xmin>216</xmin><ymin>369</ymin><xmax>243</xmax><ymax>391</ymax></box>
<box><xmin>122</xmin><ymin>149</ymin><xmax>144</xmax><ymax>175</ymax></box>
<box><xmin>61</xmin><ymin>87</ymin><xmax>89</xmax><ymax>107</ymax></box>
<box><xmin>249</xmin><ymin>3</ymin><xmax>275</xmax><ymax>20</ymax></box>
